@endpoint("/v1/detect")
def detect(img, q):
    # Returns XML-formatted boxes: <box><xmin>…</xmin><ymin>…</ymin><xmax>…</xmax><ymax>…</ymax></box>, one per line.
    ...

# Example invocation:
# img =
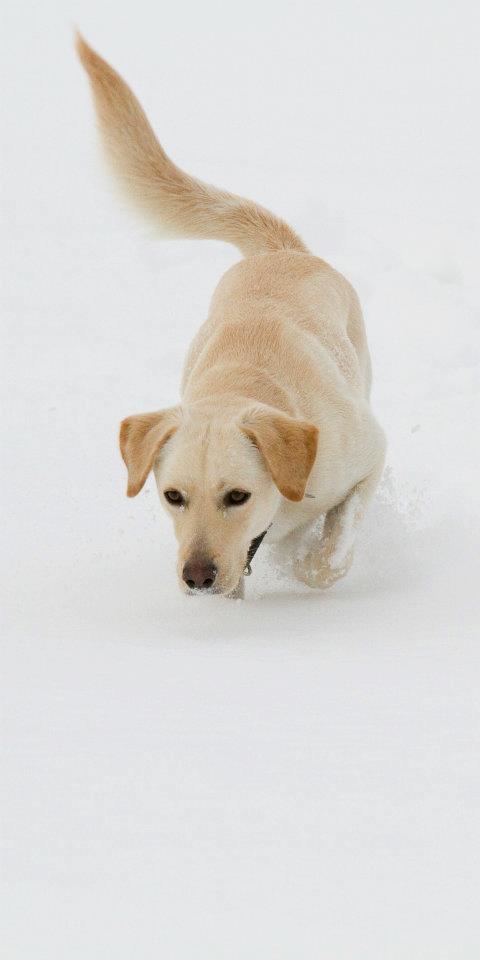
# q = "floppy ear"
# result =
<box><xmin>241</xmin><ymin>408</ymin><xmax>318</xmax><ymax>501</ymax></box>
<box><xmin>119</xmin><ymin>408</ymin><xmax>180</xmax><ymax>497</ymax></box>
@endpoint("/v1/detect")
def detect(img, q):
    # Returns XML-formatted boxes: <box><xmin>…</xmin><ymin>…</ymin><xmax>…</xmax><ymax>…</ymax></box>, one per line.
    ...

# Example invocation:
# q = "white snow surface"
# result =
<box><xmin>2</xmin><ymin>1</ymin><xmax>480</xmax><ymax>957</ymax></box>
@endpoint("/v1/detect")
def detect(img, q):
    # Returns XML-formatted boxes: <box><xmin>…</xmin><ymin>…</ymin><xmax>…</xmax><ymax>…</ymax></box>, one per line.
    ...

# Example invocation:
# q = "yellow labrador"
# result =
<box><xmin>77</xmin><ymin>36</ymin><xmax>386</xmax><ymax>598</ymax></box>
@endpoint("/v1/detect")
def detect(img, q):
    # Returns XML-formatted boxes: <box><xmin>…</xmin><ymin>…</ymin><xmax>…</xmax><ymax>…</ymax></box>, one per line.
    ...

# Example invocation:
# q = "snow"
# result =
<box><xmin>2</xmin><ymin>0</ymin><xmax>480</xmax><ymax>956</ymax></box>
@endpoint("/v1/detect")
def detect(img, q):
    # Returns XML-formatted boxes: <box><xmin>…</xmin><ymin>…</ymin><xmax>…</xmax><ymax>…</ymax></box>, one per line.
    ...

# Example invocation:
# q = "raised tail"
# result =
<box><xmin>76</xmin><ymin>35</ymin><xmax>308</xmax><ymax>258</ymax></box>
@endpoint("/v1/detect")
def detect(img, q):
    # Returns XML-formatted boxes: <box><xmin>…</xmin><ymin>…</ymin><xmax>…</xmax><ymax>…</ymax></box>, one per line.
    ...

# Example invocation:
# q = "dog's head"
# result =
<box><xmin>120</xmin><ymin>399</ymin><xmax>318</xmax><ymax>595</ymax></box>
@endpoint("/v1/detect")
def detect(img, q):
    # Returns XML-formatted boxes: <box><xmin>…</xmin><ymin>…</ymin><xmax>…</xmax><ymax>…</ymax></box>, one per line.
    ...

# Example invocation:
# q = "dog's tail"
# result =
<box><xmin>76</xmin><ymin>35</ymin><xmax>307</xmax><ymax>258</ymax></box>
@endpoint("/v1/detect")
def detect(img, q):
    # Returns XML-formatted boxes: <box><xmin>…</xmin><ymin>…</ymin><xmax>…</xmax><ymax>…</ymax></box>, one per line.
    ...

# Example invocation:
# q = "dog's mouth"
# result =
<box><xmin>182</xmin><ymin>574</ymin><xmax>240</xmax><ymax>598</ymax></box>
<box><xmin>180</xmin><ymin>528</ymin><xmax>271</xmax><ymax>597</ymax></box>
<box><xmin>184</xmin><ymin>582</ymin><xmax>219</xmax><ymax>595</ymax></box>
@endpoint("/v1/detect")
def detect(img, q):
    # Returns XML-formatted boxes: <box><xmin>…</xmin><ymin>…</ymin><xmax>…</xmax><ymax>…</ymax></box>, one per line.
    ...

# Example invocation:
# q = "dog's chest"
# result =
<box><xmin>267</xmin><ymin>499</ymin><xmax>322</xmax><ymax>542</ymax></box>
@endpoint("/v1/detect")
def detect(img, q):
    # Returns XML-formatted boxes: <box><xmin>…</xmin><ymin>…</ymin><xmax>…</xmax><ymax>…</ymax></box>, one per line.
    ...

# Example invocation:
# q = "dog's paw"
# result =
<box><xmin>294</xmin><ymin>545</ymin><xmax>353</xmax><ymax>589</ymax></box>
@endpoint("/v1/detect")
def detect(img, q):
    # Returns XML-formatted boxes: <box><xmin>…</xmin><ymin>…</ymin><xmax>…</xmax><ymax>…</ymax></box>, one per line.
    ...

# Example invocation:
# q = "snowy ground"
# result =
<box><xmin>2</xmin><ymin>1</ymin><xmax>480</xmax><ymax>956</ymax></box>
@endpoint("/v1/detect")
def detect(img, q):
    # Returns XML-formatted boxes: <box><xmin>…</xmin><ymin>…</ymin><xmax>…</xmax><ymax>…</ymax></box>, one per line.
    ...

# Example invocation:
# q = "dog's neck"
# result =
<box><xmin>183</xmin><ymin>371</ymin><xmax>296</xmax><ymax>418</ymax></box>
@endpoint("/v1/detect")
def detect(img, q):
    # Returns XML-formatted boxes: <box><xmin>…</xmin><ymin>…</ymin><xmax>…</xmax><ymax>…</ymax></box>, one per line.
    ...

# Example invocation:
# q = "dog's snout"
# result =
<box><xmin>182</xmin><ymin>558</ymin><xmax>217</xmax><ymax>591</ymax></box>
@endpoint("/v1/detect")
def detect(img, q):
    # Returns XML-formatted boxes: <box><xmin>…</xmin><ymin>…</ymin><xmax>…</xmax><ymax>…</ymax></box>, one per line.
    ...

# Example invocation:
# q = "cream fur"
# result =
<box><xmin>77</xmin><ymin>35</ymin><xmax>386</xmax><ymax>597</ymax></box>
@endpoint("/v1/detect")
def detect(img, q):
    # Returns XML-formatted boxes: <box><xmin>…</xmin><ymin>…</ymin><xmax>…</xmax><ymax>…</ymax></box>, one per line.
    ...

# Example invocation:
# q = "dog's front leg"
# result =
<box><xmin>294</xmin><ymin>453</ymin><xmax>385</xmax><ymax>589</ymax></box>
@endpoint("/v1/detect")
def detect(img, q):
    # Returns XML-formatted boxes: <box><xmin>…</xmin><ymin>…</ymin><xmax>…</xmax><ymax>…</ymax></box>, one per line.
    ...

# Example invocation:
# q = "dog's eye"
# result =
<box><xmin>164</xmin><ymin>489</ymin><xmax>184</xmax><ymax>506</ymax></box>
<box><xmin>225</xmin><ymin>489</ymin><xmax>251</xmax><ymax>506</ymax></box>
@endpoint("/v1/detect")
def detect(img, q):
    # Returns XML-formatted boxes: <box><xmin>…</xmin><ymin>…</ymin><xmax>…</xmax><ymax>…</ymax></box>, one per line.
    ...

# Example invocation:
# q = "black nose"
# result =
<box><xmin>182</xmin><ymin>558</ymin><xmax>217</xmax><ymax>591</ymax></box>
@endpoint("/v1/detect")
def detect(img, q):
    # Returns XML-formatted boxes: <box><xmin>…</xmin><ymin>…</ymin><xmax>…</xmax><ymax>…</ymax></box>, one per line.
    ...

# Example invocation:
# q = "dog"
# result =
<box><xmin>77</xmin><ymin>36</ymin><xmax>386</xmax><ymax>598</ymax></box>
